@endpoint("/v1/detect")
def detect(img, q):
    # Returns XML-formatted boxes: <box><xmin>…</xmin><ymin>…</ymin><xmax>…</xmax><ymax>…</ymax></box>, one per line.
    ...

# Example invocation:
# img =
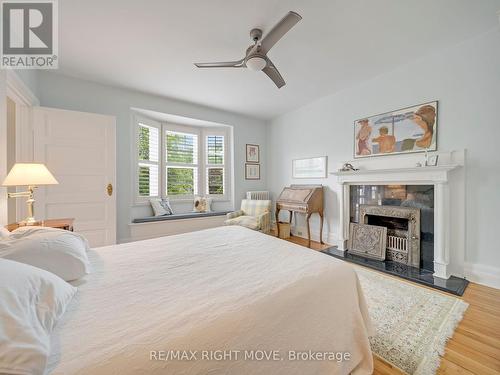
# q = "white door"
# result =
<box><xmin>33</xmin><ymin>107</ymin><xmax>116</xmax><ymax>247</ymax></box>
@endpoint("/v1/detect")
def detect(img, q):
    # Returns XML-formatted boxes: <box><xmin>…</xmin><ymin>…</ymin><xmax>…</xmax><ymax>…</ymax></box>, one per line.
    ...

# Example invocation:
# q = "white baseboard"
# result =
<box><xmin>464</xmin><ymin>262</ymin><xmax>500</xmax><ymax>289</ymax></box>
<box><xmin>289</xmin><ymin>224</ymin><xmax>336</xmax><ymax>246</ymax></box>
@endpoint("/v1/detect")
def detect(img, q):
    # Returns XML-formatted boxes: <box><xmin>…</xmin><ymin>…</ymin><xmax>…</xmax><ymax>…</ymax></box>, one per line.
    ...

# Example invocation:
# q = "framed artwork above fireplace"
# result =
<box><xmin>354</xmin><ymin>101</ymin><xmax>438</xmax><ymax>158</ymax></box>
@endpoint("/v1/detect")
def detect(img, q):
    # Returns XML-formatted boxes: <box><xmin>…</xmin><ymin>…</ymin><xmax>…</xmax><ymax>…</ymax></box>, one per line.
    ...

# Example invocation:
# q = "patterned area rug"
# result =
<box><xmin>355</xmin><ymin>267</ymin><xmax>468</xmax><ymax>375</ymax></box>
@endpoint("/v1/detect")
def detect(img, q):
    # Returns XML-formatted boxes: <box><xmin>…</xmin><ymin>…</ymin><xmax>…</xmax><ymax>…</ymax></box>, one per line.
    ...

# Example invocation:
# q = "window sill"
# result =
<box><xmin>131</xmin><ymin>210</ymin><xmax>231</xmax><ymax>224</ymax></box>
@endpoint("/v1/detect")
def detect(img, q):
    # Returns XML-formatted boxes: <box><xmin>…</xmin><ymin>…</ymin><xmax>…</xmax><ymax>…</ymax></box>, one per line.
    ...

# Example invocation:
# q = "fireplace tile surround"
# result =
<box><xmin>355</xmin><ymin>187</ymin><xmax>429</xmax><ymax>270</ymax></box>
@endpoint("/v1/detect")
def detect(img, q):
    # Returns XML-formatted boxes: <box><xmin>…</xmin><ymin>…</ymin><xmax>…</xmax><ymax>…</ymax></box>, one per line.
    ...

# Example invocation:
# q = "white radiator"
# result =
<box><xmin>246</xmin><ymin>191</ymin><xmax>270</xmax><ymax>200</ymax></box>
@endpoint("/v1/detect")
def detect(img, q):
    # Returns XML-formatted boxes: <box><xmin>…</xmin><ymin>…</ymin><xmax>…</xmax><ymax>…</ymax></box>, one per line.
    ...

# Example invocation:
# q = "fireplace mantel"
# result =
<box><xmin>331</xmin><ymin>164</ymin><xmax>461</xmax><ymax>280</ymax></box>
<box><xmin>331</xmin><ymin>165</ymin><xmax>460</xmax><ymax>184</ymax></box>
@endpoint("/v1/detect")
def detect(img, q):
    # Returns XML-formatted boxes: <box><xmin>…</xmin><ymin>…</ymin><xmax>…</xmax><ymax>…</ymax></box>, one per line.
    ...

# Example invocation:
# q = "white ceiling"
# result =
<box><xmin>58</xmin><ymin>0</ymin><xmax>500</xmax><ymax>120</ymax></box>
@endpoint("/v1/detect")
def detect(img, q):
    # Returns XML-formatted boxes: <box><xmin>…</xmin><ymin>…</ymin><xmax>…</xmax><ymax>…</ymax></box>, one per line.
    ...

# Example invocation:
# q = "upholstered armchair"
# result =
<box><xmin>225</xmin><ymin>199</ymin><xmax>272</xmax><ymax>234</ymax></box>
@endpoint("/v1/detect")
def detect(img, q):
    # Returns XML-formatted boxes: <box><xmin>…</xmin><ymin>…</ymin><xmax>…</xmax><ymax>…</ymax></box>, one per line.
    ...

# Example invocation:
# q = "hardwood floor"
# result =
<box><xmin>273</xmin><ymin>231</ymin><xmax>500</xmax><ymax>375</ymax></box>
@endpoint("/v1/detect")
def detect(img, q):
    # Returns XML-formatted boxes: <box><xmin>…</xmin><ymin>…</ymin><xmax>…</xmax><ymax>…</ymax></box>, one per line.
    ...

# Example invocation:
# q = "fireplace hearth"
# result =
<box><xmin>322</xmin><ymin>247</ymin><xmax>468</xmax><ymax>296</ymax></box>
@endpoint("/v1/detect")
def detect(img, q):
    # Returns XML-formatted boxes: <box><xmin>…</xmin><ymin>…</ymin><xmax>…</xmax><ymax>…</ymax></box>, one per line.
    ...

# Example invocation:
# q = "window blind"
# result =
<box><xmin>138</xmin><ymin>124</ymin><xmax>159</xmax><ymax>162</ymax></box>
<box><xmin>137</xmin><ymin>123</ymin><xmax>159</xmax><ymax>197</ymax></box>
<box><xmin>166</xmin><ymin>131</ymin><xmax>198</xmax><ymax>164</ymax></box>
<box><xmin>138</xmin><ymin>164</ymin><xmax>158</xmax><ymax>196</ymax></box>
<box><xmin>166</xmin><ymin>167</ymin><xmax>197</xmax><ymax>196</ymax></box>
<box><xmin>207</xmin><ymin>168</ymin><xmax>224</xmax><ymax>195</ymax></box>
<box><xmin>206</xmin><ymin>135</ymin><xmax>224</xmax><ymax>165</ymax></box>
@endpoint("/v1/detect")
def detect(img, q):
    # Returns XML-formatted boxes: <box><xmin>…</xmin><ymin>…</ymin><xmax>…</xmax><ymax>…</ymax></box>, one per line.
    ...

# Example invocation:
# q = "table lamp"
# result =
<box><xmin>2</xmin><ymin>163</ymin><xmax>59</xmax><ymax>225</ymax></box>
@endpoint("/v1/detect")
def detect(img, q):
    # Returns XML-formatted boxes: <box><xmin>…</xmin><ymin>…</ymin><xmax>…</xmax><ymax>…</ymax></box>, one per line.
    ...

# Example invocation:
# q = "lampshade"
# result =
<box><xmin>2</xmin><ymin>163</ymin><xmax>59</xmax><ymax>186</ymax></box>
<box><xmin>246</xmin><ymin>56</ymin><xmax>267</xmax><ymax>71</ymax></box>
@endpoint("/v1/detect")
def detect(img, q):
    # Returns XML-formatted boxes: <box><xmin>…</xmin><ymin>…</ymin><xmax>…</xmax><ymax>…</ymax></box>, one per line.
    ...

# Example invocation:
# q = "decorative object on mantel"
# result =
<box><xmin>275</xmin><ymin>184</ymin><xmax>324</xmax><ymax>248</ymax></box>
<box><xmin>245</xmin><ymin>163</ymin><xmax>260</xmax><ymax>180</ymax></box>
<box><xmin>426</xmin><ymin>153</ymin><xmax>439</xmax><ymax>166</ymax></box>
<box><xmin>354</xmin><ymin>100</ymin><xmax>438</xmax><ymax>158</ymax></box>
<box><xmin>339</xmin><ymin>162</ymin><xmax>359</xmax><ymax>172</ymax></box>
<box><xmin>416</xmin><ymin>151</ymin><xmax>439</xmax><ymax>167</ymax></box>
<box><xmin>348</xmin><ymin>223</ymin><xmax>387</xmax><ymax>260</ymax></box>
<box><xmin>246</xmin><ymin>144</ymin><xmax>260</xmax><ymax>163</ymax></box>
<box><xmin>292</xmin><ymin>156</ymin><xmax>327</xmax><ymax>178</ymax></box>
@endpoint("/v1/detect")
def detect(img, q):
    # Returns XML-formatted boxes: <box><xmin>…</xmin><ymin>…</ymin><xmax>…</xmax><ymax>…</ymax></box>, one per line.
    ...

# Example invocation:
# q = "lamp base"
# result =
<box><xmin>7</xmin><ymin>187</ymin><xmax>38</xmax><ymax>226</ymax></box>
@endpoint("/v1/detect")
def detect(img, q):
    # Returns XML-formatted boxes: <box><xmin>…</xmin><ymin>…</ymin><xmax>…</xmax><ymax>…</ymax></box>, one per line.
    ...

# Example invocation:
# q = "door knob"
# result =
<box><xmin>107</xmin><ymin>183</ymin><xmax>113</xmax><ymax>196</ymax></box>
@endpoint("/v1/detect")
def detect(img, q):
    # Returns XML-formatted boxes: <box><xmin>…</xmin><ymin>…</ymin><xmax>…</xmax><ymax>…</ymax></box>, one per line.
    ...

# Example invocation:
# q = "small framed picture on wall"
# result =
<box><xmin>245</xmin><ymin>163</ymin><xmax>260</xmax><ymax>180</ymax></box>
<box><xmin>246</xmin><ymin>144</ymin><xmax>260</xmax><ymax>163</ymax></box>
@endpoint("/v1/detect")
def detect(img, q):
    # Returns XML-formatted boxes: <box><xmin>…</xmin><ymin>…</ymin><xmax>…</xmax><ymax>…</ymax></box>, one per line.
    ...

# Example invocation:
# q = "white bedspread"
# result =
<box><xmin>47</xmin><ymin>226</ymin><xmax>373</xmax><ymax>375</ymax></box>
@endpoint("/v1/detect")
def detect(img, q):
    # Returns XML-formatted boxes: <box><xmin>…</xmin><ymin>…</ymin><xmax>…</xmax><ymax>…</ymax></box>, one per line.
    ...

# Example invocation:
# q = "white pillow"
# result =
<box><xmin>0</xmin><ymin>226</ymin><xmax>10</xmax><ymax>238</ymax></box>
<box><xmin>0</xmin><ymin>258</ymin><xmax>76</xmax><ymax>375</ymax></box>
<box><xmin>1</xmin><ymin>226</ymin><xmax>90</xmax><ymax>281</ymax></box>
<box><xmin>150</xmin><ymin>198</ymin><xmax>173</xmax><ymax>216</ymax></box>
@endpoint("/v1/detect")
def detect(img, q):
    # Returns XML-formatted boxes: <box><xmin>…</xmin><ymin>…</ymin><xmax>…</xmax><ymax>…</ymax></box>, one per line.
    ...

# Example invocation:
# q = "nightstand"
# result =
<box><xmin>5</xmin><ymin>218</ymin><xmax>75</xmax><ymax>232</ymax></box>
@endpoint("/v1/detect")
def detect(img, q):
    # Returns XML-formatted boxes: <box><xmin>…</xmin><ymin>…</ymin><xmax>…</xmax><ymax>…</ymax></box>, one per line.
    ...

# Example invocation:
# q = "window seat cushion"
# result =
<box><xmin>132</xmin><ymin>211</ymin><xmax>231</xmax><ymax>224</ymax></box>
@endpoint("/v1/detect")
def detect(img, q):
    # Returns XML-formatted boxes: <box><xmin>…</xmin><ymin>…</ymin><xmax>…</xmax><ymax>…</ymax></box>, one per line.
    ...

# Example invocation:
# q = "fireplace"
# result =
<box><xmin>350</xmin><ymin>185</ymin><xmax>434</xmax><ymax>271</ymax></box>
<box><xmin>327</xmin><ymin>161</ymin><xmax>468</xmax><ymax>295</ymax></box>
<box><xmin>359</xmin><ymin>204</ymin><xmax>421</xmax><ymax>268</ymax></box>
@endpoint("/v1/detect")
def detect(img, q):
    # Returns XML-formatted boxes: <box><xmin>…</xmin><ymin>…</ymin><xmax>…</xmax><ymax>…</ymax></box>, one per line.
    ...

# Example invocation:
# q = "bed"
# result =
<box><xmin>46</xmin><ymin>226</ymin><xmax>373</xmax><ymax>375</ymax></box>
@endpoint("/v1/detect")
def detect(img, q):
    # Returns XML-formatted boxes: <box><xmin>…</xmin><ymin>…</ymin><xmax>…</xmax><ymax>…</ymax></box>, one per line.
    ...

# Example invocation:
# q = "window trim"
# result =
<box><xmin>132</xmin><ymin>115</ymin><xmax>231</xmax><ymax>205</ymax></box>
<box><xmin>134</xmin><ymin>115</ymin><xmax>161</xmax><ymax>203</ymax></box>
<box><xmin>203</xmin><ymin>128</ymin><xmax>227</xmax><ymax>198</ymax></box>
<box><xmin>163</xmin><ymin>123</ymin><xmax>200</xmax><ymax>200</ymax></box>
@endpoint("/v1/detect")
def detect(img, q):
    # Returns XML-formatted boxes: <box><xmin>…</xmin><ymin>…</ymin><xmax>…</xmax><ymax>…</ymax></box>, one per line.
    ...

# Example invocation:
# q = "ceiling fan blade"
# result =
<box><xmin>194</xmin><ymin>59</ymin><xmax>245</xmax><ymax>68</ymax></box>
<box><xmin>263</xmin><ymin>60</ymin><xmax>285</xmax><ymax>88</ymax></box>
<box><xmin>260</xmin><ymin>11</ymin><xmax>302</xmax><ymax>53</ymax></box>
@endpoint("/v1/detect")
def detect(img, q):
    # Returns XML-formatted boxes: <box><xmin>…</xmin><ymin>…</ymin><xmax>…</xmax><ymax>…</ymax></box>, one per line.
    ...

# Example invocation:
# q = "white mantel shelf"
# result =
<box><xmin>330</xmin><ymin>165</ymin><xmax>461</xmax><ymax>184</ymax></box>
<box><xmin>331</xmin><ymin>165</ymin><xmax>459</xmax><ymax>176</ymax></box>
<box><xmin>332</xmin><ymin>163</ymin><xmax>462</xmax><ymax>280</ymax></box>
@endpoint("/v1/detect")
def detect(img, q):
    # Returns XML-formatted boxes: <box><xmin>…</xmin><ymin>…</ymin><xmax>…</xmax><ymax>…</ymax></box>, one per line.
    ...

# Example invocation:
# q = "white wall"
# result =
<box><xmin>36</xmin><ymin>72</ymin><xmax>268</xmax><ymax>243</ymax></box>
<box><xmin>0</xmin><ymin>70</ymin><xmax>40</xmax><ymax>227</ymax></box>
<box><xmin>0</xmin><ymin>72</ymin><xmax>8</xmax><ymax>226</ymax></box>
<box><xmin>267</xmin><ymin>29</ymin><xmax>500</xmax><ymax>287</ymax></box>
<box><xmin>13</xmin><ymin>70</ymin><xmax>39</xmax><ymax>98</ymax></box>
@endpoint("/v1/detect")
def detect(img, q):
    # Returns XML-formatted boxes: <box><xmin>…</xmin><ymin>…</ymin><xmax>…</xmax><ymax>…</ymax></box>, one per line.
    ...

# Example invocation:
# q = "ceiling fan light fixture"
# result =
<box><xmin>246</xmin><ymin>56</ymin><xmax>267</xmax><ymax>71</ymax></box>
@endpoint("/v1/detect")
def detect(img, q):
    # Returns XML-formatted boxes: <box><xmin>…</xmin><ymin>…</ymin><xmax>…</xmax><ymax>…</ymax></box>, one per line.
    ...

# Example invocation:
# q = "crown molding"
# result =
<box><xmin>6</xmin><ymin>70</ymin><xmax>39</xmax><ymax>106</ymax></box>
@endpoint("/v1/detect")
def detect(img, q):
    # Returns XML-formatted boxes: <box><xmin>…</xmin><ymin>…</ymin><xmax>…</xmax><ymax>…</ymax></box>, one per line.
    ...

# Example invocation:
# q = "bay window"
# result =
<box><xmin>135</xmin><ymin>116</ymin><xmax>231</xmax><ymax>203</ymax></box>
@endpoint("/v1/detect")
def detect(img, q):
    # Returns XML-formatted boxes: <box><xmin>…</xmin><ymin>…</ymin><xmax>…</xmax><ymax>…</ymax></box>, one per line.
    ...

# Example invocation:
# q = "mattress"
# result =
<box><xmin>47</xmin><ymin>226</ymin><xmax>373</xmax><ymax>374</ymax></box>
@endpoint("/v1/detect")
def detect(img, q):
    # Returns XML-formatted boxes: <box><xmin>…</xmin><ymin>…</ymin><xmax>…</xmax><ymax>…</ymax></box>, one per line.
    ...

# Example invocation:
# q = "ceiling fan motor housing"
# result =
<box><xmin>250</xmin><ymin>28</ymin><xmax>263</xmax><ymax>42</ymax></box>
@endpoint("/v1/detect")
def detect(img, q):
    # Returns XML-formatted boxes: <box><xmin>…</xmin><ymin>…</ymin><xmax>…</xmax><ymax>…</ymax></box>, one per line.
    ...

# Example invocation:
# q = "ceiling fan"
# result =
<box><xmin>194</xmin><ymin>11</ymin><xmax>302</xmax><ymax>88</ymax></box>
